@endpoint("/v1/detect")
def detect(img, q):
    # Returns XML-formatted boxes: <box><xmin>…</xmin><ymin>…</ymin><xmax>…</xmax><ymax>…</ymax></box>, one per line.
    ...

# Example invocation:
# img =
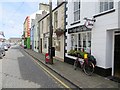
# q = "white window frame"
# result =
<box><xmin>74</xmin><ymin>0</ymin><xmax>80</xmax><ymax>22</ymax></box>
<box><xmin>99</xmin><ymin>0</ymin><xmax>114</xmax><ymax>13</ymax></box>
<box><xmin>71</xmin><ymin>31</ymin><xmax>91</xmax><ymax>53</ymax></box>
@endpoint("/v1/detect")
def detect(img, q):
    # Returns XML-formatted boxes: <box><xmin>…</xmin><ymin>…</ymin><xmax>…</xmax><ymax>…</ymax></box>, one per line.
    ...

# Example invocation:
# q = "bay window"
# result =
<box><xmin>71</xmin><ymin>32</ymin><xmax>91</xmax><ymax>53</ymax></box>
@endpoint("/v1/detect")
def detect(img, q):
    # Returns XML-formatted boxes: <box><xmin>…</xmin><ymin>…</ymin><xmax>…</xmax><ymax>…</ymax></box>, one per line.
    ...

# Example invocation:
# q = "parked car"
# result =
<box><xmin>0</xmin><ymin>45</ymin><xmax>5</xmax><ymax>56</ymax></box>
<box><xmin>0</xmin><ymin>49</ymin><xmax>3</xmax><ymax>59</ymax></box>
<box><xmin>0</xmin><ymin>42</ymin><xmax>5</xmax><ymax>58</ymax></box>
<box><xmin>7</xmin><ymin>43</ymin><xmax>11</xmax><ymax>48</ymax></box>
<box><xmin>3</xmin><ymin>44</ymin><xmax>8</xmax><ymax>51</ymax></box>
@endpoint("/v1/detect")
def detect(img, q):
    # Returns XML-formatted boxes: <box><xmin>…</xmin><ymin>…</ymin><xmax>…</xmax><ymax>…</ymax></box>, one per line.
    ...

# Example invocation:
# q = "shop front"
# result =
<box><xmin>65</xmin><ymin>25</ymin><xmax>92</xmax><ymax>64</ymax></box>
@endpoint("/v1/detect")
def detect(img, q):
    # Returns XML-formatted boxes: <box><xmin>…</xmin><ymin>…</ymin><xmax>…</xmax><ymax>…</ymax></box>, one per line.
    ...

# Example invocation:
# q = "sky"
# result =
<box><xmin>0</xmin><ymin>0</ymin><xmax>57</xmax><ymax>39</ymax></box>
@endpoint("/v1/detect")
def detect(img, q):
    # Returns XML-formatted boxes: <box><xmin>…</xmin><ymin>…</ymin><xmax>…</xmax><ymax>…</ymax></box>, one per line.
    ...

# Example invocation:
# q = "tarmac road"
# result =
<box><xmin>2</xmin><ymin>45</ymin><xmax>64</xmax><ymax>88</ymax></box>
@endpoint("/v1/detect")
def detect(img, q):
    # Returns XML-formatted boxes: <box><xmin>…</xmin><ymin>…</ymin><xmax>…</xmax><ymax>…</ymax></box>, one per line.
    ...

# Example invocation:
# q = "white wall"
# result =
<box><xmin>66</xmin><ymin>1</ymin><xmax>119</xmax><ymax>69</ymax></box>
<box><xmin>80</xmin><ymin>1</ymin><xmax>96</xmax><ymax>24</ymax></box>
<box><xmin>118</xmin><ymin>1</ymin><xmax>120</xmax><ymax>28</ymax></box>
<box><xmin>92</xmin><ymin>2</ymin><xmax>118</xmax><ymax>68</ymax></box>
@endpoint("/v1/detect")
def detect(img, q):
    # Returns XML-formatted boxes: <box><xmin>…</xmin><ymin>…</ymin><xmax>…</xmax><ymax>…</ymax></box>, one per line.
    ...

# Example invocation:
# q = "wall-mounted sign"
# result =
<box><xmin>68</xmin><ymin>25</ymin><xmax>91</xmax><ymax>34</ymax></box>
<box><xmin>84</xmin><ymin>17</ymin><xmax>96</xmax><ymax>29</ymax></box>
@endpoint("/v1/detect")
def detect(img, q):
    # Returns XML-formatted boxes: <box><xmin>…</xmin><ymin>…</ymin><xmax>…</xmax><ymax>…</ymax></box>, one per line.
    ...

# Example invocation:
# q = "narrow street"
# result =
<box><xmin>2</xmin><ymin>45</ymin><xmax>65</xmax><ymax>88</ymax></box>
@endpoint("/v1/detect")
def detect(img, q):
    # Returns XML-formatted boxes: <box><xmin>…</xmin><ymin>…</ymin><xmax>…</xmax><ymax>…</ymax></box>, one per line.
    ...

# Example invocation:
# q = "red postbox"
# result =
<box><xmin>45</xmin><ymin>53</ymin><xmax>50</xmax><ymax>64</ymax></box>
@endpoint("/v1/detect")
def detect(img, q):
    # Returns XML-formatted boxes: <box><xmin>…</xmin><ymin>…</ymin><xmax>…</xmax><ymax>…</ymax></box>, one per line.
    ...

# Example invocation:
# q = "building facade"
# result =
<box><xmin>38</xmin><ymin>2</ymin><xmax>66</xmax><ymax>61</ymax></box>
<box><xmin>23</xmin><ymin>16</ymin><xmax>30</xmax><ymax>49</ymax></box>
<box><xmin>65</xmin><ymin>0</ymin><xmax>120</xmax><ymax>78</ymax></box>
<box><xmin>9</xmin><ymin>38</ymin><xmax>21</xmax><ymax>44</ymax></box>
<box><xmin>30</xmin><ymin>3</ymin><xmax>49</xmax><ymax>52</ymax></box>
<box><xmin>31</xmin><ymin>19</ymin><xmax>35</xmax><ymax>50</ymax></box>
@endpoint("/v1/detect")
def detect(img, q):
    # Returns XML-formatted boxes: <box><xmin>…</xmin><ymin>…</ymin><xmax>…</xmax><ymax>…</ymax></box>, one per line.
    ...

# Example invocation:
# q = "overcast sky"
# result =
<box><xmin>0</xmin><ymin>0</ymin><xmax>57</xmax><ymax>39</ymax></box>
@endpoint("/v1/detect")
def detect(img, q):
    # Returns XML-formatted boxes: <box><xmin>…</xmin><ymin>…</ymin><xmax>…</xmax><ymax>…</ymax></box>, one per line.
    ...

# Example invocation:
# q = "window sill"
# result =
<box><xmin>94</xmin><ymin>9</ymin><xmax>115</xmax><ymax>18</ymax></box>
<box><xmin>70</xmin><ymin>20</ymin><xmax>80</xmax><ymax>26</ymax></box>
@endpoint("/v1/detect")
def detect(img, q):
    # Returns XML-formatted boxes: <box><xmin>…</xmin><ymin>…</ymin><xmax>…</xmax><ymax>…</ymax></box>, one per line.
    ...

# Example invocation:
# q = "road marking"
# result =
<box><xmin>33</xmin><ymin>59</ymin><xmax>72</xmax><ymax>89</ymax></box>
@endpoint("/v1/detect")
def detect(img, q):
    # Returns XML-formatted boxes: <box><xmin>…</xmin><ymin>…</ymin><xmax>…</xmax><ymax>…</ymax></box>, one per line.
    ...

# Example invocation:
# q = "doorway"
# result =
<box><xmin>114</xmin><ymin>34</ymin><xmax>120</xmax><ymax>78</ymax></box>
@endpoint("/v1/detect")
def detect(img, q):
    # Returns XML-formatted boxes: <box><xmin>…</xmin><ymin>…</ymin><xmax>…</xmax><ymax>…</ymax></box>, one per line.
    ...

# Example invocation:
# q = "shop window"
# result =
<box><xmin>78</xmin><ymin>34</ymin><xmax>81</xmax><ymax>50</ymax></box>
<box><xmin>43</xmin><ymin>38</ymin><xmax>47</xmax><ymax>49</ymax></box>
<box><xmin>87</xmin><ymin>32</ymin><xmax>91</xmax><ymax>47</ymax></box>
<box><xmin>54</xmin><ymin>37</ymin><xmax>60</xmax><ymax>51</ymax></box>
<box><xmin>83</xmin><ymin>33</ymin><xmax>86</xmax><ymax>48</ymax></box>
<box><xmin>86</xmin><ymin>32</ymin><xmax>91</xmax><ymax>53</ymax></box>
<box><xmin>70</xmin><ymin>32</ymin><xmax>91</xmax><ymax>53</ymax></box>
<box><xmin>99</xmin><ymin>0</ymin><xmax>114</xmax><ymax>13</ymax></box>
<box><xmin>74</xmin><ymin>0</ymin><xmax>80</xmax><ymax>22</ymax></box>
<box><xmin>71</xmin><ymin>34</ymin><xmax>77</xmax><ymax>50</ymax></box>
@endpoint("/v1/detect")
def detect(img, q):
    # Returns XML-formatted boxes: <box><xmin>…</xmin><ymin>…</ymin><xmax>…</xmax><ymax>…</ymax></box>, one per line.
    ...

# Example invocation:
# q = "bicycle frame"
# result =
<box><xmin>74</xmin><ymin>56</ymin><xmax>95</xmax><ymax>75</ymax></box>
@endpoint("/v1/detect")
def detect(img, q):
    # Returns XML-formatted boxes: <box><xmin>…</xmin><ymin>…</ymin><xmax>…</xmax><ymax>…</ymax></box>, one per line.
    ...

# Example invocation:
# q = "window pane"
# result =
<box><xmin>104</xmin><ymin>2</ymin><xmax>108</xmax><ymax>11</ymax></box>
<box><xmin>74</xmin><ymin>1</ymin><xmax>80</xmax><ymax>21</ymax></box>
<box><xmin>83</xmin><ymin>33</ymin><xmax>86</xmax><ymax>48</ymax></box>
<box><xmin>109</xmin><ymin>2</ymin><xmax>113</xmax><ymax>9</ymax></box>
<box><xmin>71</xmin><ymin>34</ymin><xmax>74</xmax><ymax>49</ymax></box>
<box><xmin>78</xmin><ymin>34</ymin><xmax>81</xmax><ymax>49</ymax></box>
<box><xmin>87</xmin><ymin>32</ymin><xmax>91</xmax><ymax>47</ymax></box>
<box><xmin>100</xmin><ymin>1</ymin><xmax>113</xmax><ymax>13</ymax></box>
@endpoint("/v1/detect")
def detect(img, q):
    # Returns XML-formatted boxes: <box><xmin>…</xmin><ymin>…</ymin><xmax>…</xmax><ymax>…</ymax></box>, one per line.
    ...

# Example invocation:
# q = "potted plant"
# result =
<box><xmin>68</xmin><ymin>50</ymin><xmax>76</xmax><ymax>56</ymax></box>
<box><xmin>54</xmin><ymin>28</ymin><xmax>64</xmax><ymax>37</ymax></box>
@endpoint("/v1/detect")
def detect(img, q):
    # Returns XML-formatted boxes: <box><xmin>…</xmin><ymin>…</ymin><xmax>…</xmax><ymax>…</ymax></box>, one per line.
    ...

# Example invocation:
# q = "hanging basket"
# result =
<box><xmin>54</xmin><ymin>28</ymin><xmax>64</xmax><ymax>37</ymax></box>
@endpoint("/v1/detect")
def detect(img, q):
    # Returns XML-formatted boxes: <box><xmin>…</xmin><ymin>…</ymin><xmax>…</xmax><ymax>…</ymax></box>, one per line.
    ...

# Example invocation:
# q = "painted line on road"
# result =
<box><xmin>33</xmin><ymin>59</ymin><xmax>72</xmax><ymax>89</ymax></box>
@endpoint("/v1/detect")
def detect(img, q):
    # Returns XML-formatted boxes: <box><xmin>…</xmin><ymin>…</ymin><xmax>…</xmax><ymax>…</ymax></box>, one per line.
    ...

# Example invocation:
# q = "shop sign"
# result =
<box><xmin>84</xmin><ymin>18</ymin><xmax>95</xmax><ymax>29</ymax></box>
<box><xmin>68</xmin><ymin>25</ymin><xmax>91</xmax><ymax>34</ymax></box>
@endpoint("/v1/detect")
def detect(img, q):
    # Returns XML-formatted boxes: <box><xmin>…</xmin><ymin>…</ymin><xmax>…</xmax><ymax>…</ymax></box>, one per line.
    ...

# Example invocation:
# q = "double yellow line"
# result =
<box><xmin>33</xmin><ymin>59</ymin><xmax>72</xmax><ymax>89</ymax></box>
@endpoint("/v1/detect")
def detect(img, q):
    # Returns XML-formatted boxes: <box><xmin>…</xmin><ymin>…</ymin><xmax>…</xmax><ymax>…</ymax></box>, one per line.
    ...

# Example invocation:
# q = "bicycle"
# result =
<box><xmin>74</xmin><ymin>54</ymin><xmax>95</xmax><ymax>76</ymax></box>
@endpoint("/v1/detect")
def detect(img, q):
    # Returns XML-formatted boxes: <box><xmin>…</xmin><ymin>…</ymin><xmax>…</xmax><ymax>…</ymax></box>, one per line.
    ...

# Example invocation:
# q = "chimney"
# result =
<box><xmin>39</xmin><ymin>3</ymin><xmax>49</xmax><ymax>11</ymax></box>
<box><xmin>42</xmin><ymin>10</ymin><xmax>47</xmax><ymax>15</ymax></box>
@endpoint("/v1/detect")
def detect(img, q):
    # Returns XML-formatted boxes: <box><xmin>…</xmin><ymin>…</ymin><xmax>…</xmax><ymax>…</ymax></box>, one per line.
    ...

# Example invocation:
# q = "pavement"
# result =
<box><xmin>22</xmin><ymin>47</ymin><xmax>120</xmax><ymax>89</ymax></box>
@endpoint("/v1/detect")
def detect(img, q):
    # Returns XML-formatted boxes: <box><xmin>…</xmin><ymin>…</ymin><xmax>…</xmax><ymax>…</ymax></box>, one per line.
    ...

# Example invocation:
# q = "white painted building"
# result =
<box><xmin>65</xmin><ymin>0</ymin><xmax>120</xmax><ymax>77</ymax></box>
<box><xmin>30</xmin><ymin>3</ymin><xmax>49</xmax><ymax>52</ymax></box>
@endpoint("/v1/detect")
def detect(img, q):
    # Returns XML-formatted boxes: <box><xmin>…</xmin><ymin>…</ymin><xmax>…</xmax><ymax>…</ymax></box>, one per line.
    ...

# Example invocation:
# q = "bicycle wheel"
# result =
<box><xmin>74</xmin><ymin>60</ymin><xmax>78</xmax><ymax>70</ymax></box>
<box><xmin>83</xmin><ymin>61</ymin><xmax>95</xmax><ymax>76</ymax></box>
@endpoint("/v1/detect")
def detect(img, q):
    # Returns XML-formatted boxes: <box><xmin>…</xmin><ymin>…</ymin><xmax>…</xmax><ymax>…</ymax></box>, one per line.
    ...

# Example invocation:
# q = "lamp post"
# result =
<box><xmin>49</xmin><ymin>0</ymin><xmax>53</xmax><ymax>64</ymax></box>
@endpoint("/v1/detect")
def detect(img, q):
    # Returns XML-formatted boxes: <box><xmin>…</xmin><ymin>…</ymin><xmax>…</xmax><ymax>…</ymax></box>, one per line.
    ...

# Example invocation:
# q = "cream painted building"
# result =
<box><xmin>39</xmin><ymin>2</ymin><xmax>65</xmax><ymax>61</ymax></box>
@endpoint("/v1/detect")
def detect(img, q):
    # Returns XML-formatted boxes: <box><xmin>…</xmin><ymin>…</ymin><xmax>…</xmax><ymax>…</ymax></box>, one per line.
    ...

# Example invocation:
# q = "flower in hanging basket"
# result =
<box><xmin>54</xmin><ymin>28</ymin><xmax>64</xmax><ymax>37</ymax></box>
